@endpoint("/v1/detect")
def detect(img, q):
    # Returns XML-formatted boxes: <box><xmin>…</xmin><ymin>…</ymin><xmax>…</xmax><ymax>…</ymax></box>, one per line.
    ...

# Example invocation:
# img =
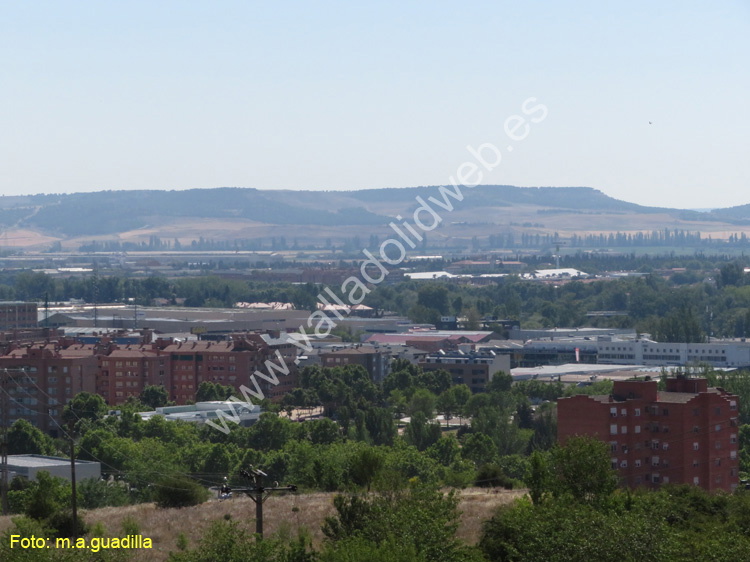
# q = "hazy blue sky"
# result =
<box><xmin>2</xmin><ymin>1</ymin><xmax>747</xmax><ymax>208</ymax></box>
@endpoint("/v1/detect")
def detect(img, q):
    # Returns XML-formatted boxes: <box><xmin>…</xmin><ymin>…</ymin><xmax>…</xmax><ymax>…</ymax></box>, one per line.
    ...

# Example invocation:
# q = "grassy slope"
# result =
<box><xmin>0</xmin><ymin>487</ymin><xmax>525</xmax><ymax>562</ymax></box>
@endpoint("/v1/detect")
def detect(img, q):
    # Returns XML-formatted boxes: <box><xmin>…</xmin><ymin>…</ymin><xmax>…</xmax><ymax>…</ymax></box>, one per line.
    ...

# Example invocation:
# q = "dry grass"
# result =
<box><xmin>0</xmin><ymin>487</ymin><xmax>525</xmax><ymax>561</ymax></box>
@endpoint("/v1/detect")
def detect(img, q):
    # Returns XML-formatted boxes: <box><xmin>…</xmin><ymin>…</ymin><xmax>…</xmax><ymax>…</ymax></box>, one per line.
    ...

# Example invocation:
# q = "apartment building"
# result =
<box><xmin>0</xmin><ymin>301</ymin><xmax>38</xmax><ymax>330</ymax></box>
<box><xmin>320</xmin><ymin>346</ymin><xmax>392</xmax><ymax>383</ymax></box>
<box><xmin>420</xmin><ymin>350</ymin><xmax>510</xmax><ymax>393</ymax></box>
<box><xmin>558</xmin><ymin>376</ymin><xmax>740</xmax><ymax>492</ymax></box>
<box><xmin>0</xmin><ymin>342</ymin><xmax>98</xmax><ymax>435</ymax></box>
<box><xmin>160</xmin><ymin>333</ymin><xmax>298</xmax><ymax>404</ymax></box>
<box><xmin>97</xmin><ymin>345</ymin><xmax>169</xmax><ymax>405</ymax></box>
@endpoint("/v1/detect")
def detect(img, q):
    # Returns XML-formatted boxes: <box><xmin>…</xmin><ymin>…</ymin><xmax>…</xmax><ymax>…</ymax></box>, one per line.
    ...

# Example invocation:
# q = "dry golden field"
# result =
<box><xmin>0</xmin><ymin>487</ymin><xmax>525</xmax><ymax>561</ymax></box>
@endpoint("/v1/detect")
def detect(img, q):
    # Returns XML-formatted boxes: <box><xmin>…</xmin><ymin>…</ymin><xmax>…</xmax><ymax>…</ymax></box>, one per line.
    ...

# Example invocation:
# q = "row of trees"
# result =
<box><xmin>7</xmin><ymin>254</ymin><xmax>750</xmax><ymax>339</ymax></box>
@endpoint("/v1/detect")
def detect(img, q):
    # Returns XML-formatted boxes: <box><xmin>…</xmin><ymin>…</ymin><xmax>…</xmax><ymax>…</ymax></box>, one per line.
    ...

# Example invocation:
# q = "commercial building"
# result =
<box><xmin>557</xmin><ymin>376</ymin><xmax>740</xmax><ymax>492</ymax></box>
<box><xmin>420</xmin><ymin>349</ymin><xmax>511</xmax><ymax>393</ymax></box>
<box><xmin>597</xmin><ymin>338</ymin><xmax>750</xmax><ymax>369</ymax></box>
<box><xmin>138</xmin><ymin>401</ymin><xmax>261</xmax><ymax>427</ymax></box>
<box><xmin>7</xmin><ymin>454</ymin><xmax>101</xmax><ymax>482</ymax></box>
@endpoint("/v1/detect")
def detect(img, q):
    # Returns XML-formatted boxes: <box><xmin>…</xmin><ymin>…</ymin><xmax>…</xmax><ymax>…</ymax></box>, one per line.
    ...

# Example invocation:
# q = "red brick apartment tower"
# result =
<box><xmin>557</xmin><ymin>376</ymin><xmax>739</xmax><ymax>492</ymax></box>
<box><xmin>97</xmin><ymin>346</ymin><xmax>169</xmax><ymax>405</ymax></box>
<box><xmin>160</xmin><ymin>336</ymin><xmax>298</xmax><ymax>404</ymax></box>
<box><xmin>0</xmin><ymin>342</ymin><xmax>98</xmax><ymax>435</ymax></box>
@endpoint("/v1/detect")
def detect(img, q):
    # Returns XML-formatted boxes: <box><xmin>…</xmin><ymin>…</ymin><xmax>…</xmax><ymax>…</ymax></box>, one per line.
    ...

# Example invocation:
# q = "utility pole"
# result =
<box><xmin>238</xmin><ymin>467</ymin><xmax>297</xmax><ymax>539</ymax></box>
<box><xmin>68</xmin><ymin>419</ymin><xmax>78</xmax><ymax>534</ymax></box>
<box><xmin>1</xmin><ymin>370</ymin><xmax>8</xmax><ymax>515</ymax></box>
<box><xmin>1</xmin><ymin>368</ymin><xmax>27</xmax><ymax>515</ymax></box>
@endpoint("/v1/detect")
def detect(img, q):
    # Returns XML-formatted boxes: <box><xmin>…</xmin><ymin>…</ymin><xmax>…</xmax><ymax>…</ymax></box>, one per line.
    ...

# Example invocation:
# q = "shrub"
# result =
<box><xmin>47</xmin><ymin>509</ymin><xmax>90</xmax><ymax>538</ymax></box>
<box><xmin>153</xmin><ymin>475</ymin><xmax>209</xmax><ymax>508</ymax></box>
<box><xmin>122</xmin><ymin>515</ymin><xmax>141</xmax><ymax>535</ymax></box>
<box><xmin>475</xmin><ymin>464</ymin><xmax>514</xmax><ymax>489</ymax></box>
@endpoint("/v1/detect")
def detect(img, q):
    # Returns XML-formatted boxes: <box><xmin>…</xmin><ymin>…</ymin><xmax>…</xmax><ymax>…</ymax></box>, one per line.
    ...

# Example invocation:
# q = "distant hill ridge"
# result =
<box><xmin>0</xmin><ymin>185</ymin><xmax>746</xmax><ymax>239</ymax></box>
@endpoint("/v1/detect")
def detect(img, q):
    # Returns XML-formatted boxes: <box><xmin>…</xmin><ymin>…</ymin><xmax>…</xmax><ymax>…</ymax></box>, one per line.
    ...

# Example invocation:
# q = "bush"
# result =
<box><xmin>47</xmin><ymin>509</ymin><xmax>90</xmax><ymax>538</ymax></box>
<box><xmin>121</xmin><ymin>515</ymin><xmax>141</xmax><ymax>535</ymax></box>
<box><xmin>475</xmin><ymin>464</ymin><xmax>514</xmax><ymax>489</ymax></box>
<box><xmin>153</xmin><ymin>475</ymin><xmax>209</xmax><ymax>508</ymax></box>
<box><xmin>78</xmin><ymin>477</ymin><xmax>131</xmax><ymax>509</ymax></box>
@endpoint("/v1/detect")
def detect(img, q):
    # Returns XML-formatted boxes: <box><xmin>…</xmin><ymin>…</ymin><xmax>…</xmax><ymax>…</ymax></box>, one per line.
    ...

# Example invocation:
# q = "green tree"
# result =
<box><xmin>549</xmin><ymin>436</ymin><xmax>618</xmax><ymax>506</ymax></box>
<box><xmin>408</xmin><ymin>388</ymin><xmax>436</xmax><ymax>418</ymax></box>
<box><xmin>24</xmin><ymin>471</ymin><xmax>68</xmax><ymax>521</ymax></box>
<box><xmin>436</xmin><ymin>388</ymin><xmax>458</xmax><ymax>428</ymax></box>
<box><xmin>461</xmin><ymin>432</ymin><xmax>498</xmax><ymax>467</ymax></box>
<box><xmin>404</xmin><ymin>412</ymin><xmax>442</xmax><ymax>452</ymax></box>
<box><xmin>7</xmin><ymin>419</ymin><xmax>55</xmax><ymax>455</ymax></box>
<box><xmin>323</xmin><ymin>484</ymin><xmax>483</xmax><ymax>562</ymax></box>
<box><xmin>62</xmin><ymin>392</ymin><xmax>107</xmax><ymax>425</ymax></box>
<box><xmin>349</xmin><ymin>447</ymin><xmax>385</xmax><ymax>492</ymax></box>
<box><xmin>416</xmin><ymin>284</ymin><xmax>451</xmax><ymax>315</ymax></box>
<box><xmin>140</xmin><ymin>384</ymin><xmax>169</xmax><ymax>408</ymax></box>
<box><xmin>525</xmin><ymin>450</ymin><xmax>551</xmax><ymax>505</ymax></box>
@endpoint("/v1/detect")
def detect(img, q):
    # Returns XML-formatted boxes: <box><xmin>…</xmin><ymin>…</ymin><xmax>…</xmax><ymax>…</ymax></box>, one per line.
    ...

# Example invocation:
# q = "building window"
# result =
<box><xmin>635</xmin><ymin>425</ymin><xmax>641</xmax><ymax>434</ymax></box>
<box><xmin>731</xmin><ymin>401</ymin><xmax>737</xmax><ymax>411</ymax></box>
<box><xmin>693</xmin><ymin>459</ymin><xmax>699</xmax><ymax>468</ymax></box>
<box><xmin>731</xmin><ymin>450</ymin><xmax>737</xmax><ymax>460</ymax></box>
<box><xmin>693</xmin><ymin>442</ymin><xmax>699</xmax><ymax>451</ymax></box>
<box><xmin>694</xmin><ymin>476</ymin><xmax>700</xmax><ymax>485</ymax></box>
<box><xmin>611</xmin><ymin>459</ymin><xmax>618</xmax><ymax>470</ymax></box>
<box><xmin>610</xmin><ymin>407</ymin><xmax>617</xmax><ymax>417</ymax></box>
<box><xmin>621</xmin><ymin>426</ymin><xmax>627</xmax><ymax>434</ymax></box>
<box><xmin>693</xmin><ymin>426</ymin><xmax>700</xmax><ymax>433</ymax></box>
<box><xmin>663</xmin><ymin>408</ymin><xmax>669</xmax><ymax>416</ymax></box>
<box><xmin>716</xmin><ymin>441</ymin><xmax>722</xmax><ymax>449</ymax></box>
<box><xmin>621</xmin><ymin>408</ymin><xmax>627</xmax><ymax>416</ymax></box>
<box><xmin>610</xmin><ymin>424</ymin><xmax>618</xmax><ymax>435</ymax></box>
<box><xmin>715</xmin><ymin>424</ymin><xmax>722</xmax><ymax>432</ymax></box>
<box><xmin>693</xmin><ymin>408</ymin><xmax>699</xmax><ymax>416</ymax></box>
<box><xmin>731</xmin><ymin>434</ymin><xmax>737</xmax><ymax>444</ymax></box>
<box><xmin>635</xmin><ymin>408</ymin><xmax>641</xmax><ymax>417</ymax></box>
<box><xmin>620</xmin><ymin>460</ymin><xmax>628</xmax><ymax>468</ymax></box>
<box><xmin>635</xmin><ymin>459</ymin><xmax>641</xmax><ymax>468</ymax></box>
<box><xmin>715</xmin><ymin>407</ymin><xmax>721</xmax><ymax>416</ymax></box>
<box><xmin>610</xmin><ymin>442</ymin><xmax>618</xmax><ymax>453</ymax></box>
<box><xmin>662</xmin><ymin>442</ymin><xmax>669</xmax><ymax>451</ymax></box>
